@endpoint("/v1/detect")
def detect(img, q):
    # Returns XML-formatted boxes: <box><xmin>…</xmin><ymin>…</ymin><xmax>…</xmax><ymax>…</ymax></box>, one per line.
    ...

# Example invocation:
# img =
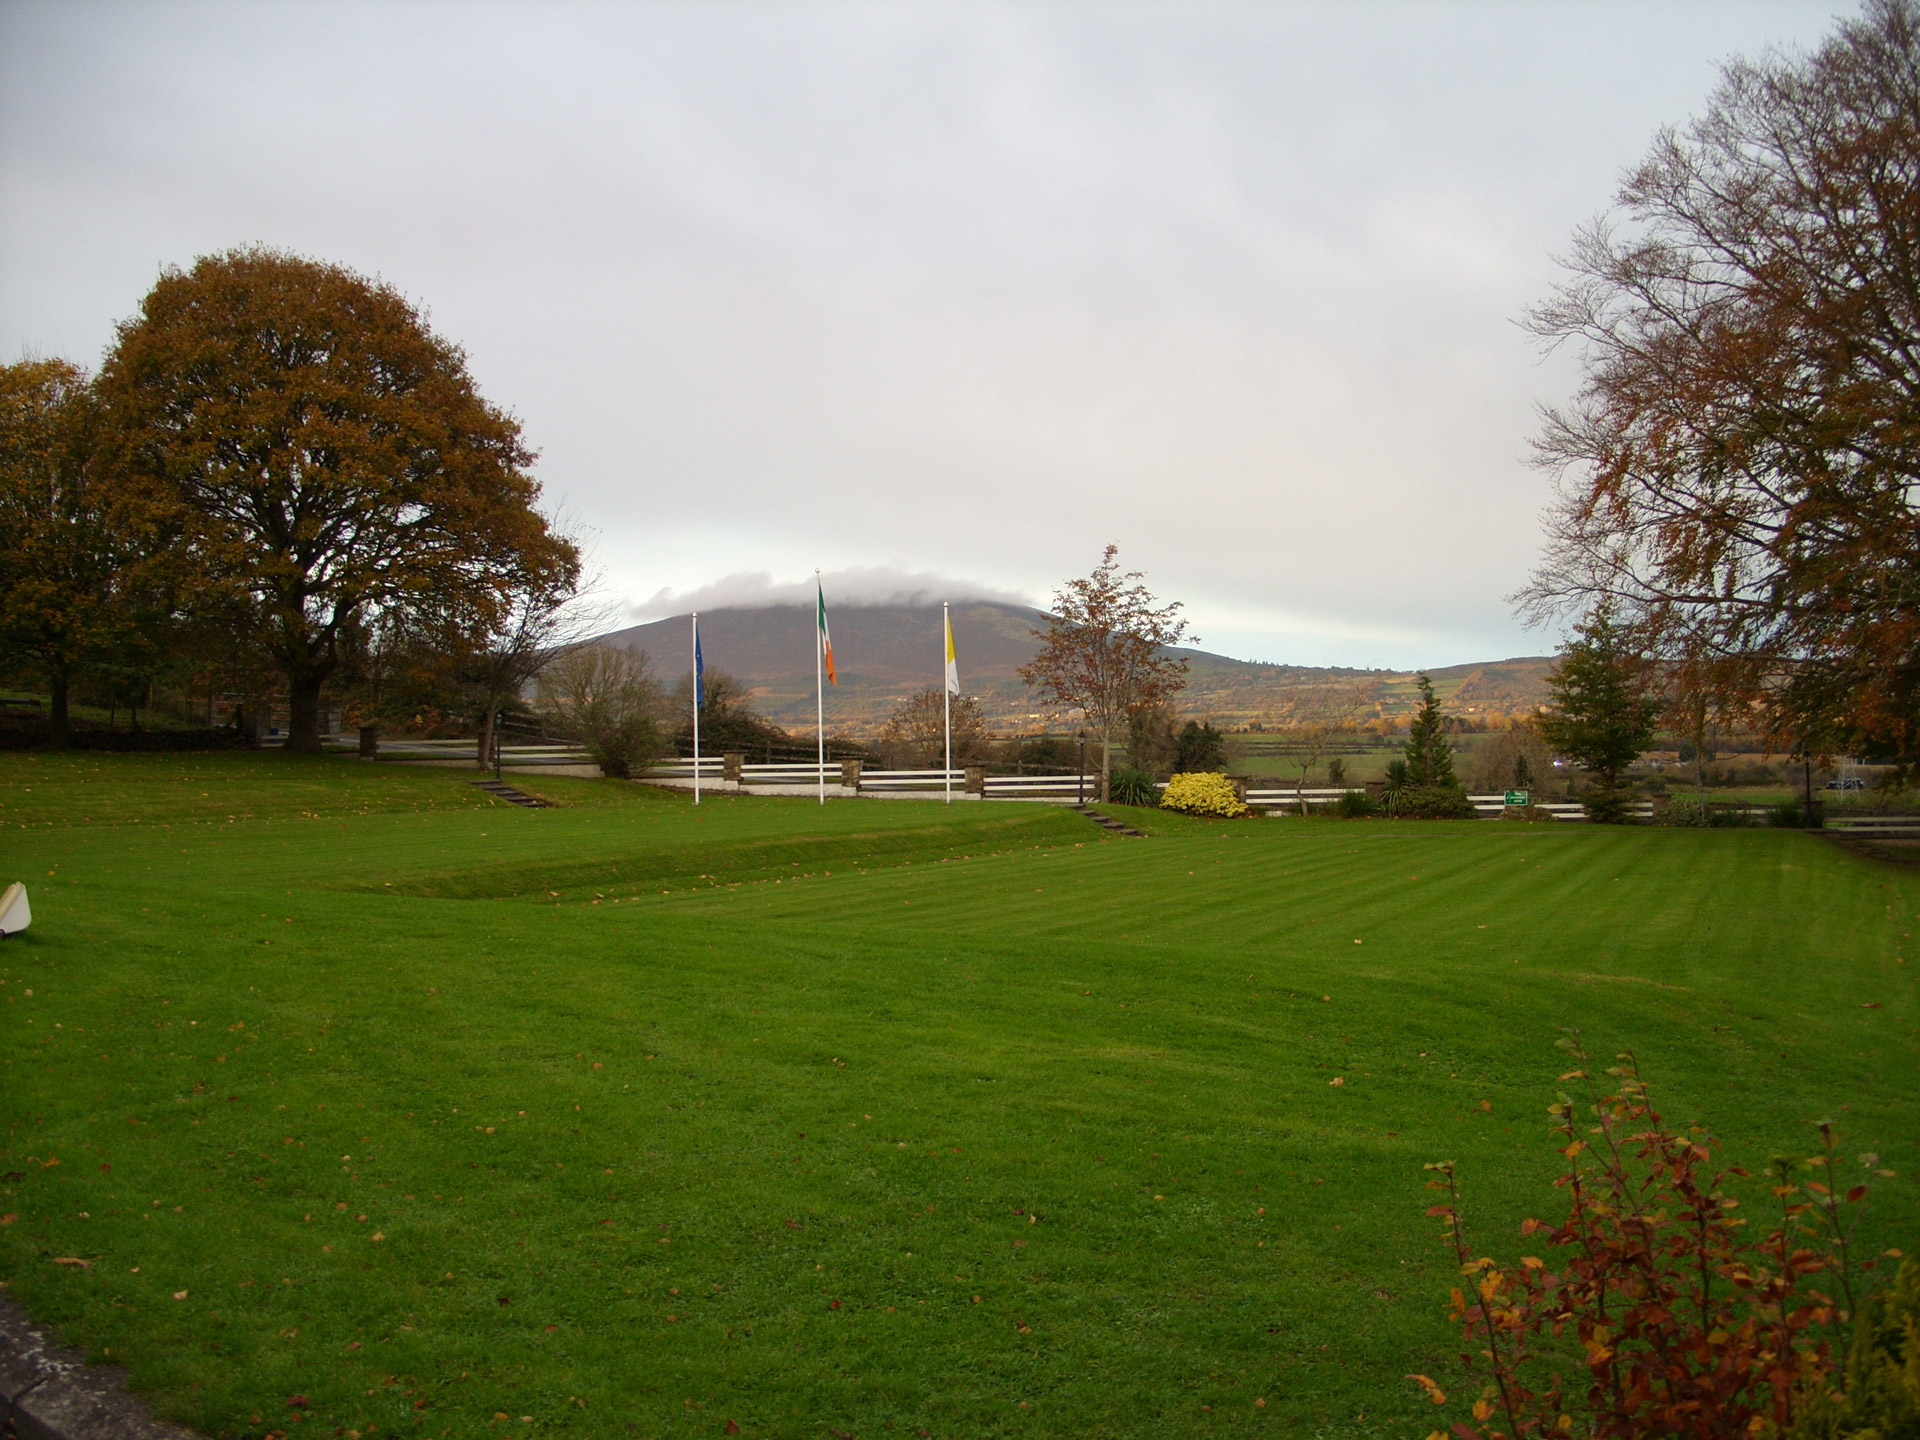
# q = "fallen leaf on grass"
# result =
<box><xmin>1329</xmin><ymin>1077</ymin><xmax>1344</xmax><ymax>1087</ymax></box>
<box><xmin>726</xmin><ymin>1423</ymin><xmax>740</xmax><ymax>1435</ymax></box>
<box><xmin>172</xmin><ymin>1289</ymin><xmax>187</xmax><ymax>1298</ymax></box>
<box><xmin>51</xmin><ymin>1256</ymin><xmax>91</xmax><ymax>1267</ymax></box>
<box><xmin>287</xmin><ymin>1394</ymin><xmax>308</xmax><ymax>1409</ymax></box>
<box><xmin>0</xmin><ymin>1215</ymin><xmax>14</xmax><ymax>1226</ymax></box>
<box><xmin>1408</xmin><ymin>1373</ymin><xmax>1448</xmax><ymax>1405</ymax></box>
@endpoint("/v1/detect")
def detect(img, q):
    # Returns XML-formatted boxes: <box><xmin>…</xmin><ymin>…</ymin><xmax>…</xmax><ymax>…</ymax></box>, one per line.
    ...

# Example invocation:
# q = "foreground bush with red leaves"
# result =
<box><xmin>1412</xmin><ymin>1034</ymin><xmax>1901</xmax><ymax>1439</ymax></box>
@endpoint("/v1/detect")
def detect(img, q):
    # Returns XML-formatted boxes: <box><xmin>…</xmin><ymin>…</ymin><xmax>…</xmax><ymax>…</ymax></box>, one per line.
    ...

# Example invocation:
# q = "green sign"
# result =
<box><xmin>1504</xmin><ymin>790</ymin><xmax>1530</xmax><ymax>807</ymax></box>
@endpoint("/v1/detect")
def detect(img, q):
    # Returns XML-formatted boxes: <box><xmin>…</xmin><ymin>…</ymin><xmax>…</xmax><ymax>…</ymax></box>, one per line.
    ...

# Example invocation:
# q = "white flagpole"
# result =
<box><xmin>691</xmin><ymin>612</ymin><xmax>700</xmax><ymax>806</ymax></box>
<box><xmin>816</xmin><ymin>572</ymin><xmax>826</xmax><ymax>806</ymax></box>
<box><xmin>944</xmin><ymin>601</ymin><xmax>952</xmax><ymax>804</ymax></box>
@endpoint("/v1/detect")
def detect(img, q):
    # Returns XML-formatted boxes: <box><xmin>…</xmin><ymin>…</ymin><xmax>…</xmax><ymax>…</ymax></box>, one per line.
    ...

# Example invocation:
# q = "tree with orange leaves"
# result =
<box><xmin>1520</xmin><ymin>1</ymin><xmax>1920</xmax><ymax>767</ymax></box>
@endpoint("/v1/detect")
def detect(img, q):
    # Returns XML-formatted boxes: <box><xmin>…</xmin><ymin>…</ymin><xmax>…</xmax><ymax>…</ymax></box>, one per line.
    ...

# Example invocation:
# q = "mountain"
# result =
<box><xmin>597</xmin><ymin>601</ymin><xmax>1556</xmax><ymax>734</ymax></box>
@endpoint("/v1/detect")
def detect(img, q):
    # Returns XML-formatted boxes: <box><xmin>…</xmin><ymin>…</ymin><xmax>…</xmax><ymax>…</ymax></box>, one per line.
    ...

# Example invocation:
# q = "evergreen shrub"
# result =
<box><xmin>1657</xmin><ymin>795</ymin><xmax>1709</xmax><ymax>827</ymax></box>
<box><xmin>1397</xmin><ymin>784</ymin><xmax>1477</xmax><ymax>820</ymax></box>
<box><xmin>1786</xmin><ymin>1256</ymin><xmax>1920</xmax><ymax>1439</ymax></box>
<box><xmin>1107</xmin><ymin>766</ymin><xmax>1159</xmax><ymax>806</ymax></box>
<box><xmin>1332</xmin><ymin>790</ymin><xmax>1375</xmax><ymax>818</ymax></box>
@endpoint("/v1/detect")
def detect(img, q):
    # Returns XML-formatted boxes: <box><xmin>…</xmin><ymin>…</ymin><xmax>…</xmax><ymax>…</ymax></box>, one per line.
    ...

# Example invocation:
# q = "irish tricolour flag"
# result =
<box><xmin>817</xmin><ymin>578</ymin><xmax>837</xmax><ymax>685</ymax></box>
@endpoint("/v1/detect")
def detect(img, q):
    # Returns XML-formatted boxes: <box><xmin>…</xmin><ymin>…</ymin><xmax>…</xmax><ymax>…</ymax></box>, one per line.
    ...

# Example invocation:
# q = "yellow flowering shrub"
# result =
<box><xmin>1159</xmin><ymin>771</ymin><xmax>1250</xmax><ymax>818</ymax></box>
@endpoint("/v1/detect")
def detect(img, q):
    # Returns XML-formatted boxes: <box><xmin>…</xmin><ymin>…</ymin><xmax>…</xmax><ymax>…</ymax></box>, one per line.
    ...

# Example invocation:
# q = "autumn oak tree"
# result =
<box><xmin>0</xmin><ymin>359</ymin><xmax>163</xmax><ymax>746</ymax></box>
<box><xmin>1521</xmin><ymin>0</ymin><xmax>1920</xmax><ymax>762</ymax></box>
<box><xmin>1020</xmin><ymin>545</ymin><xmax>1190</xmax><ymax>802</ymax></box>
<box><xmin>94</xmin><ymin>248</ymin><xmax>578</xmax><ymax>753</ymax></box>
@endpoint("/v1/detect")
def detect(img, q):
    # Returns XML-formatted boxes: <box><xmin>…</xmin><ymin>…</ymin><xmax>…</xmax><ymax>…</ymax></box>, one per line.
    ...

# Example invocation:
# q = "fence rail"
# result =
<box><xmin>1827</xmin><ymin>814</ymin><xmax>1920</xmax><ymax>835</ymax></box>
<box><xmin>324</xmin><ymin>735</ymin><xmax>594</xmax><ymax>766</ymax></box>
<box><xmin>344</xmin><ymin>741</ymin><xmax>1907</xmax><ymax>827</ymax></box>
<box><xmin>1242</xmin><ymin>787</ymin><xmax>1605</xmax><ymax>819</ymax></box>
<box><xmin>638</xmin><ymin>760</ymin><xmax>1094</xmax><ymax>800</ymax></box>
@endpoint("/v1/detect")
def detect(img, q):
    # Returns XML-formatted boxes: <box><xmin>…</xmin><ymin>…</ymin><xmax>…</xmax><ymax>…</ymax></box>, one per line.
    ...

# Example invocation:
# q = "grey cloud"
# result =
<box><xmin>0</xmin><ymin>1</ymin><xmax>1847</xmax><ymax>668</ymax></box>
<box><xmin>631</xmin><ymin>567</ymin><xmax>1034</xmax><ymax>622</ymax></box>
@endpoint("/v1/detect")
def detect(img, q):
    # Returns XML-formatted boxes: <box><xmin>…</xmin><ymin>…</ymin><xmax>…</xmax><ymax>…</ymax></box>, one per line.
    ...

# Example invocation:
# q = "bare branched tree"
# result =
<box><xmin>879</xmin><ymin>687</ymin><xmax>988</xmax><ymax>768</ymax></box>
<box><xmin>469</xmin><ymin>561</ymin><xmax>602</xmax><ymax>768</ymax></box>
<box><xmin>537</xmin><ymin>643</ymin><xmax>665</xmax><ymax>779</ymax></box>
<box><xmin>1019</xmin><ymin>545</ymin><xmax>1191</xmax><ymax>803</ymax></box>
<box><xmin>1269</xmin><ymin>682</ymin><xmax>1372</xmax><ymax>815</ymax></box>
<box><xmin>1520</xmin><ymin>0</ymin><xmax>1920</xmax><ymax>760</ymax></box>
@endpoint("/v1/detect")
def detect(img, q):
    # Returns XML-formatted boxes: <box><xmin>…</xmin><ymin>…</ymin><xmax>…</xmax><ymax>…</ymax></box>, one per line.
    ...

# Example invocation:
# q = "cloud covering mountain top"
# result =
<box><xmin>629</xmin><ymin>567</ymin><xmax>1034</xmax><ymax>622</ymax></box>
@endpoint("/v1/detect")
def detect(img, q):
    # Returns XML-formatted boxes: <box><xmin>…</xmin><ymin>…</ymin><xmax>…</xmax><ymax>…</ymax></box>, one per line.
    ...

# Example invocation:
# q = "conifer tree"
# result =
<box><xmin>1537</xmin><ymin>614</ymin><xmax>1658</xmax><ymax>823</ymax></box>
<box><xmin>1403</xmin><ymin>673</ymin><xmax>1456</xmax><ymax>789</ymax></box>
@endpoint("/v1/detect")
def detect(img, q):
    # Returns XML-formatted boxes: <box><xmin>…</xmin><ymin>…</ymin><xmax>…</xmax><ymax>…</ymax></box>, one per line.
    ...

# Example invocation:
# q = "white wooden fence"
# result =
<box><xmin>325</xmin><ymin>735</ymin><xmax>593</xmax><ymax>766</ymax></box>
<box><xmin>1826</xmin><ymin>814</ymin><xmax>1920</xmax><ymax>837</ymax></box>
<box><xmin>1245</xmin><ymin>787</ymin><xmax>1600</xmax><ymax>820</ymax></box>
<box><xmin>344</xmin><ymin>741</ymin><xmax>1916</xmax><ymax>828</ymax></box>
<box><xmin>643</xmin><ymin>759</ymin><xmax>1092</xmax><ymax>801</ymax></box>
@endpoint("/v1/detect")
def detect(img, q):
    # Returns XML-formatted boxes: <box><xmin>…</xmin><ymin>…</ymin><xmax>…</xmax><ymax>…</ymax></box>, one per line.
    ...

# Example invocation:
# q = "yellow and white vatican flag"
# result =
<box><xmin>943</xmin><ymin>603</ymin><xmax>958</xmax><ymax>802</ymax></box>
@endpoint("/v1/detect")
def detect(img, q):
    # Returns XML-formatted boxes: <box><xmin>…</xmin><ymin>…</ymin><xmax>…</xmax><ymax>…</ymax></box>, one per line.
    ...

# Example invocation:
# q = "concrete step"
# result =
<box><xmin>1075</xmin><ymin>806</ymin><xmax>1145</xmax><ymax>837</ymax></box>
<box><xmin>469</xmin><ymin>779</ymin><xmax>554</xmax><ymax>809</ymax></box>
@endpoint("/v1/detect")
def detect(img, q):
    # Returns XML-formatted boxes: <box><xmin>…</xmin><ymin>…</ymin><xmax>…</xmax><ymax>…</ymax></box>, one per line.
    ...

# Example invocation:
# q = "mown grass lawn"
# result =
<box><xmin>0</xmin><ymin>752</ymin><xmax>1915</xmax><ymax>1440</ymax></box>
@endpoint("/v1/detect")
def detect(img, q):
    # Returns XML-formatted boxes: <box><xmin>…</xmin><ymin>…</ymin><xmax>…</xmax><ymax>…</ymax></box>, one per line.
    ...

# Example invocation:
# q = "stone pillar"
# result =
<box><xmin>722</xmin><ymin>752</ymin><xmax>744</xmax><ymax>784</ymax></box>
<box><xmin>964</xmin><ymin>766</ymin><xmax>986</xmax><ymax>796</ymax></box>
<box><xmin>840</xmin><ymin>758</ymin><xmax>863</xmax><ymax>792</ymax></box>
<box><xmin>358</xmin><ymin>725</ymin><xmax>379</xmax><ymax>759</ymax></box>
<box><xmin>1228</xmin><ymin>775</ymin><xmax>1249</xmax><ymax>803</ymax></box>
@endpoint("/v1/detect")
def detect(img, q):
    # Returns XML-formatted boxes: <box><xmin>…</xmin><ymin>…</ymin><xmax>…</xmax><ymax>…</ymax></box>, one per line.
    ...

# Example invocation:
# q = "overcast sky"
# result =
<box><xmin>0</xmin><ymin>0</ymin><xmax>1850</xmax><ymax>667</ymax></box>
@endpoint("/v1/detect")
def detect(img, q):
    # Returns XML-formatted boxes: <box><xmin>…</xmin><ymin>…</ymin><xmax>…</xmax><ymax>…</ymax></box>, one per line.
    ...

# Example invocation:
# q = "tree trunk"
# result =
<box><xmin>285</xmin><ymin>670</ymin><xmax>326</xmax><ymax>754</ymax></box>
<box><xmin>48</xmin><ymin>671</ymin><xmax>71</xmax><ymax>749</ymax></box>
<box><xmin>1099</xmin><ymin>724</ymin><xmax>1112</xmax><ymax>803</ymax></box>
<box><xmin>478</xmin><ymin>695</ymin><xmax>498</xmax><ymax>770</ymax></box>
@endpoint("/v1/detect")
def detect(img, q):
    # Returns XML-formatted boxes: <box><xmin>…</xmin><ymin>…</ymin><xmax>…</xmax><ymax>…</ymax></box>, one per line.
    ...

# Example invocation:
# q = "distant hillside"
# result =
<box><xmin>598</xmin><ymin>602</ymin><xmax>1555</xmax><ymax>734</ymax></box>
